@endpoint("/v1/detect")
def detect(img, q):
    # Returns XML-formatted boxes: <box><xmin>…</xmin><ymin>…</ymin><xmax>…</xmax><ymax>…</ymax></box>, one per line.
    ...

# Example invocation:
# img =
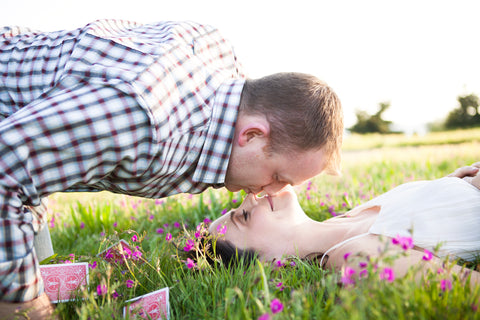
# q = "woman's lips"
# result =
<box><xmin>266</xmin><ymin>195</ymin><xmax>274</xmax><ymax>210</ymax></box>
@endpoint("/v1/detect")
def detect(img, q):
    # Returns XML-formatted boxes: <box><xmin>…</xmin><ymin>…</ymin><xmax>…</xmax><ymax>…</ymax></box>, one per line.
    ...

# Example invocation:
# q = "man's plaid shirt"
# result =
<box><xmin>0</xmin><ymin>19</ymin><xmax>245</xmax><ymax>301</ymax></box>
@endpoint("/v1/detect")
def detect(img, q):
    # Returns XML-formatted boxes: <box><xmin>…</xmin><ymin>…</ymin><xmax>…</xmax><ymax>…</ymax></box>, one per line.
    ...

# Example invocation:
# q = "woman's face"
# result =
<box><xmin>208</xmin><ymin>186</ymin><xmax>309</xmax><ymax>260</ymax></box>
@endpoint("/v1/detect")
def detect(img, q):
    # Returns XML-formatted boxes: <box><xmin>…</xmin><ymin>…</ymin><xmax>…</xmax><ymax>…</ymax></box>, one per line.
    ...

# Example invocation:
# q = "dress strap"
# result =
<box><xmin>319</xmin><ymin>233</ymin><xmax>370</xmax><ymax>267</ymax></box>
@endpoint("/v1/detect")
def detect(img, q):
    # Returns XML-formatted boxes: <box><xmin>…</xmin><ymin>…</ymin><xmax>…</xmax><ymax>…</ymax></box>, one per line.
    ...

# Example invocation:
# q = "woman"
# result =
<box><xmin>205</xmin><ymin>164</ymin><xmax>480</xmax><ymax>282</ymax></box>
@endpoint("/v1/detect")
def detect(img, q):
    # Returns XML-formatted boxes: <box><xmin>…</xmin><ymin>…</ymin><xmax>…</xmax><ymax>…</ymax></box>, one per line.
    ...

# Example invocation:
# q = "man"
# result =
<box><xmin>0</xmin><ymin>20</ymin><xmax>343</xmax><ymax>316</ymax></box>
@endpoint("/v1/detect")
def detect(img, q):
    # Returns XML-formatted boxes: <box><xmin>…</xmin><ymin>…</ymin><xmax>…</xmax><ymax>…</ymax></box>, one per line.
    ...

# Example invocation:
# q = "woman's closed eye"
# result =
<box><xmin>242</xmin><ymin>209</ymin><xmax>250</xmax><ymax>222</ymax></box>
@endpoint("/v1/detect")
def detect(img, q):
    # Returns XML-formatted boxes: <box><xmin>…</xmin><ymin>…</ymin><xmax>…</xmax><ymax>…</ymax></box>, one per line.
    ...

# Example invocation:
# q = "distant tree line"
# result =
<box><xmin>349</xmin><ymin>93</ymin><xmax>480</xmax><ymax>134</ymax></box>
<box><xmin>444</xmin><ymin>93</ymin><xmax>480</xmax><ymax>129</ymax></box>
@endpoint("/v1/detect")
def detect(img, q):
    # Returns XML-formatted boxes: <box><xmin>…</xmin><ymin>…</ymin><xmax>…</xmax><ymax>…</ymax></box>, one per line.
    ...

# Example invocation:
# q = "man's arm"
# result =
<box><xmin>0</xmin><ymin>80</ymin><xmax>154</xmax><ymax>301</ymax></box>
<box><xmin>448</xmin><ymin>162</ymin><xmax>480</xmax><ymax>189</ymax></box>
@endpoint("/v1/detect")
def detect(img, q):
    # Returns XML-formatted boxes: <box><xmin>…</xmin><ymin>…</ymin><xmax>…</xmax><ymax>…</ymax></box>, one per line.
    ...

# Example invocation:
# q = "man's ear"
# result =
<box><xmin>237</xmin><ymin>121</ymin><xmax>270</xmax><ymax>147</ymax></box>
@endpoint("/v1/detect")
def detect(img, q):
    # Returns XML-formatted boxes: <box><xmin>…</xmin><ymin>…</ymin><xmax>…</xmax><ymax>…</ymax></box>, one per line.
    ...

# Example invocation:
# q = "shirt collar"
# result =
<box><xmin>192</xmin><ymin>78</ymin><xmax>245</xmax><ymax>184</ymax></box>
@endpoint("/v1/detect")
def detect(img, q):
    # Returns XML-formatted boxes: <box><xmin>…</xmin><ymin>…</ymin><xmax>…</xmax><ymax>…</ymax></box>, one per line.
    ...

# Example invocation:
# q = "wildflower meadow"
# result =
<box><xmin>45</xmin><ymin>129</ymin><xmax>480</xmax><ymax>319</ymax></box>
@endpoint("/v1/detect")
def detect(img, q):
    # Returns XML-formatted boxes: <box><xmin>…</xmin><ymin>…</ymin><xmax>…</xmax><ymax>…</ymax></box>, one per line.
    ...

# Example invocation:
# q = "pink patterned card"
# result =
<box><xmin>123</xmin><ymin>287</ymin><xmax>170</xmax><ymax>320</ymax></box>
<box><xmin>40</xmin><ymin>262</ymin><xmax>89</xmax><ymax>303</ymax></box>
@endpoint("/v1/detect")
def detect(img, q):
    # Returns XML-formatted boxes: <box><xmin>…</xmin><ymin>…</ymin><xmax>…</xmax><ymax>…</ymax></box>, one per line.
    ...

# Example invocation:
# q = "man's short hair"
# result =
<box><xmin>240</xmin><ymin>72</ymin><xmax>343</xmax><ymax>174</ymax></box>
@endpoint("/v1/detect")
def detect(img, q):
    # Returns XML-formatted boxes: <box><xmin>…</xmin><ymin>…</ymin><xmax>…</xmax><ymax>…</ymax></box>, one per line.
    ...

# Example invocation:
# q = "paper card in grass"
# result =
<box><xmin>40</xmin><ymin>262</ymin><xmax>88</xmax><ymax>303</ymax></box>
<box><xmin>97</xmin><ymin>239</ymin><xmax>133</xmax><ymax>263</ymax></box>
<box><xmin>123</xmin><ymin>287</ymin><xmax>170</xmax><ymax>320</ymax></box>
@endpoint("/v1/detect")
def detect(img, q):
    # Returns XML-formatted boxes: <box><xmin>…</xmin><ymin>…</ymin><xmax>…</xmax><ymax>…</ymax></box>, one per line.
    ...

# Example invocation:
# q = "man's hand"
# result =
<box><xmin>448</xmin><ymin>162</ymin><xmax>480</xmax><ymax>189</ymax></box>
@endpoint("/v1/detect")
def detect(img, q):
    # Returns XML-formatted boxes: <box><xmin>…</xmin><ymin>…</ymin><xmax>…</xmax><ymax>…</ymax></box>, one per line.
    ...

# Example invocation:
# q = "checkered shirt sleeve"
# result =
<box><xmin>0</xmin><ymin>20</ymin><xmax>245</xmax><ymax>301</ymax></box>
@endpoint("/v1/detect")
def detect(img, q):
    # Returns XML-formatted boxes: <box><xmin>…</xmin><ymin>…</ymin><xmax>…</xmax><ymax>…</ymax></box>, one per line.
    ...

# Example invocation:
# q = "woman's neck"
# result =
<box><xmin>291</xmin><ymin>206</ymin><xmax>380</xmax><ymax>259</ymax></box>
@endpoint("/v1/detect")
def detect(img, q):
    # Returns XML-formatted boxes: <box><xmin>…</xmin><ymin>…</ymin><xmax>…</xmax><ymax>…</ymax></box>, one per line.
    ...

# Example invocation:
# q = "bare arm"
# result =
<box><xmin>448</xmin><ymin>162</ymin><xmax>480</xmax><ymax>189</ymax></box>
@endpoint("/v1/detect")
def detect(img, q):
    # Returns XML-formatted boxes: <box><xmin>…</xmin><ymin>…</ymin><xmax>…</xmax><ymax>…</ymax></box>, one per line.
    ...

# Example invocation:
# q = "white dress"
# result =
<box><xmin>322</xmin><ymin>177</ymin><xmax>480</xmax><ymax>262</ymax></box>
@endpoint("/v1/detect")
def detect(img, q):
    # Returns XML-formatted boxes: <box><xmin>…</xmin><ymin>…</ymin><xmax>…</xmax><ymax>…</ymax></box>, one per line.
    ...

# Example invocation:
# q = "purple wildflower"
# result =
<box><xmin>186</xmin><ymin>258</ymin><xmax>196</xmax><ymax>269</ymax></box>
<box><xmin>380</xmin><ymin>268</ymin><xmax>395</xmax><ymax>282</ymax></box>
<box><xmin>392</xmin><ymin>235</ymin><xmax>414</xmax><ymax>250</ymax></box>
<box><xmin>216</xmin><ymin>224</ymin><xmax>227</xmax><ymax>235</ymax></box>
<box><xmin>126</xmin><ymin>279</ymin><xmax>135</xmax><ymax>288</ymax></box>
<box><xmin>97</xmin><ymin>284</ymin><xmax>107</xmax><ymax>296</ymax></box>
<box><xmin>422</xmin><ymin>249</ymin><xmax>433</xmax><ymax>261</ymax></box>
<box><xmin>183</xmin><ymin>239</ymin><xmax>195</xmax><ymax>252</ymax></box>
<box><xmin>441</xmin><ymin>279</ymin><xmax>452</xmax><ymax>291</ymax></box>
<box><xmin>258</xmin><ymin>314</ymin><xmax>271</xmax><ymax>320</ymax></box>
<box><xmin>341</xmin><ymin>267</ymin><xmax>356</xmax><ymax>285</ymax></box>
<box><xmin>270</xmin><ymin>299</ymin><xmax>284</xmax><ymax>314</ymax></box>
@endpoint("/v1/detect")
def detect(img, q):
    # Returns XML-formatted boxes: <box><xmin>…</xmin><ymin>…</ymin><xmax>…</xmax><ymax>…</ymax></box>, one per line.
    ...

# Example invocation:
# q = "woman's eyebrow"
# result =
<box><xmin>229</xmin><ymin>211</ymin><xmax>238</xmax><ymax>229</ymax></box>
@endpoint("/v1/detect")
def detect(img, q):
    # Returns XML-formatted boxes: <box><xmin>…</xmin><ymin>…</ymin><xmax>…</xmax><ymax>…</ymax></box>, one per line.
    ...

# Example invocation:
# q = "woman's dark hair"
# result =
<box><xmin>304</xmin><ymin>252</ymin><xmax>329</xmax><ymax>269</ymax></box>
<box><xmin>180</xmin><ymin>232</ymin><xmax>258</xmax><ymax>268</ymax></box>
<box><xmin>207</xmin><ymin>237</ymin><xmax>258</xmax><ymax>267</ymax></box>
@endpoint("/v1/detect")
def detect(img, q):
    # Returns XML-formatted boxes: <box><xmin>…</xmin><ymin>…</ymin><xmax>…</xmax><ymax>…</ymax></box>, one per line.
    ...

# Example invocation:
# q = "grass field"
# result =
<box><xmin>45</xmin><ymin>128</ymin><xmax>480</xmax><ymax>319</ymax></box>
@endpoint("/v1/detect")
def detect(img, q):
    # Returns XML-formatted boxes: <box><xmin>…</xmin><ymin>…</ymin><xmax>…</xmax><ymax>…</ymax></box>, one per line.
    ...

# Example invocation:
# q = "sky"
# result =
<box><xmin>3</xmin><ymin>0</ymin><xmax>480</xmax><ymax>134</ymax></box>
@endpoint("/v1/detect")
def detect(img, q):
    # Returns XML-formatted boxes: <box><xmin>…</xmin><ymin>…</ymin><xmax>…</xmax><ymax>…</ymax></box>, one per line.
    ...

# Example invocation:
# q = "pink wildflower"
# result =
<box><xmin>328</xmin><ymin>205</ymin><xmax>337</xmax><ymax>216</ymax></box>
<box><xmin>174</xmin><ymin>222</ymin><xmax>181</xmax><ymax>228</ymax></box>
<box><xmin>132</xmin><ymin>250</ymin><xmax>142</xmax><ymax>260</ymax></box>
<box><xmin>203</xmin><ymin>218</ymin><xmax>212</xmax><ymax>224</ymax></box>
<box><xmin>122</xmin><ymin>247</ymin><xmax>132</xmax><ymax>259</ymax></box>
<box><xmin>183</xmin><ymin>239</ymin><xmax>195</xmax><ymax>251</ymax></box>
<box><xmin>307</xmin><ymin>181</ymin><xmax>312</xmax><ymax>190</ymax></box>
<box><xmin>392</xmin><ymin>235</ymin><xmax>414</xmax><ymax>250</ymax></box>
<box><xmin>89</xmin><ymin>261</ymin><xmax>97</xmax><ymax>270</ymax></box>
<box><xmin>275</xmin><ymin>260</ymin><xmax>285</xmax><ymax>268</ymax></box>
<box><xmin>96</xmin><ymin>284</ymin><xmax>107</xmax><ymax>296</ymax></box>
<box><xmin>343</xmin><ymin>252</ymin><xmax>352</xmax><ymax>261</ymax></box>
<box><xmin>156</xmin><ymin>228</ymin><xmax>164</xmax><ymax>234</ymax></box>
<box><xmin>80</xmin><ymin>222</ymin><xmax>85</xmax><ymax>229</ymax></box>
<box><xmin>359</xmin><ymin>269</ymin><xmax>368</xmax><ymax>278</ymax></box>
<box><xmin>276</xmin><ymin>282</ymin><xmax>284</xmax><ymax>291</ymax></box>
<box><xmin>221</xmin><ymin>208</ymin><xmax>228</xmax><ymax>215</ymax></box>
<box><xmin>270</xmin><ymin>299</ymin><xmax>284</xmax><ymax>314</ymax></box>
<box><xmin>131</xmin><ymin>235</ymin><xmax>138</xmax><ymax>242</ymax></box>
<box><xmin>380</xmin><ymin>268</ymin><xmax>395</xmax><ymax>282</ymax></box>
<box><xmin>104</xmin><ymin>250</ymin><xmax>113</xmax><ymax>260</ymax></box>
<box><xmin>126</xmin><ymin>279</ymin><xmax>135</xmax><ymax>288</ymax></box>
<box><xmin>165</xmin><ymin>233</ymin><xmax>172</xmax><ymax>242</ymax></box>
<box><xmin>422</xmin><ymin>249</ymin><xmax>433</xmax><ymax>261</ymax></box>
<box><xmin>258</xmin><ymin>314</ymin><xmax>271</xmax><ymax>320</ymax></box>
<box><xmin>441</xmin><ymin>279</ymin><xmax>452</xmax><ymax>291</ymax></box>
<box><xmin>216</xmin><ymin>224</ymin><xmax>227</xmax><ymax>235</ymax></box>
<box><xmin>49</xmin><ymin>216</ymin><xmax>55</xmax><ymax>228</ymax></box>
<box><xmin>185</xmin><ymin>258</ymin><xmax>196</xmax><ymax>269</ymax></box>
<box><xmin>341</xmin><ymin>267</ymin><xmax>356</xmax><ymax>285</ymax></box>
